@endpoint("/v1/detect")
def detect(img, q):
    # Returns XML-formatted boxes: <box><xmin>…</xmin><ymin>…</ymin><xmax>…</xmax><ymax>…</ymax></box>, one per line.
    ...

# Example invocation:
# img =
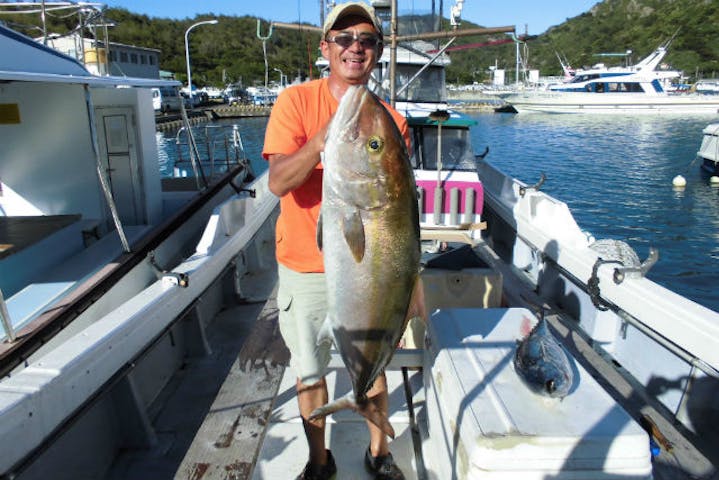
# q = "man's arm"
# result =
<box><xmin>267</xmin><ymin>123</ymin><xmax>327</xmax><ymax>197</ymax></box>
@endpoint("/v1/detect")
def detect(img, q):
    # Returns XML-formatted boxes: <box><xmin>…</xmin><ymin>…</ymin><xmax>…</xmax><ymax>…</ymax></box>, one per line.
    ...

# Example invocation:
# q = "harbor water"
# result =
<box><xmin>156</xmin><ymin>112</ymin><xmax>719</xmax><ymax>313</ymax></box>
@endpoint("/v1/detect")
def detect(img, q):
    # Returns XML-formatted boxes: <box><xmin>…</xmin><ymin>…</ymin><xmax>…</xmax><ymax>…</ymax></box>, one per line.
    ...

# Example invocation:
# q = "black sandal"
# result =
<box><xmin>364</xmin><ymin>446</ymin><xmax>405</xmax><ymax>480</ymax></box>
<box><xmin>298</xmin><ymin>449</ymin><xmax>337</xmax><ymax>480</ymax></box>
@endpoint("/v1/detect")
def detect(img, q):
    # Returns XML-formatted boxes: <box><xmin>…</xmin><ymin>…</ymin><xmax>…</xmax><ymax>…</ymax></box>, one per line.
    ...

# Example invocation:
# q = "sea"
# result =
<box><xmin>155</xmin><ymin>112</ymin><xmax>719</xmax><ymax>313</ymax></box>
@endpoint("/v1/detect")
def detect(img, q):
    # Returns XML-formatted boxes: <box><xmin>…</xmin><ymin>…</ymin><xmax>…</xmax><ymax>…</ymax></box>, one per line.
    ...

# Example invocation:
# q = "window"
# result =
<box><xmin>130</xmin><ymin>53</ymin><xmax>138</xmax><ymax>64</ymax></box>
<box><xmin>411</xmin><ymin>126</ymin><xmax>476</xmax><ymax>171</ymax></box>
<box><xmin>140</xmin><ymin>54</ymin><xmax>147</xmax><ymax>64</ymax></box>
<box><xmin>120</xmin><ymin>51</ymin><xmax>128</xmax><ymax>62</ymax></box>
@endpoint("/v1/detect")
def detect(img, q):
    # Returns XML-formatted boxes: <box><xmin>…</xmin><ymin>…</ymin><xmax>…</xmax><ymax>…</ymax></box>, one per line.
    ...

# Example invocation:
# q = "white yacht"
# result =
<box><xmin>695</xmin><ymin>78</ymin><xmax>719</xmax><ymax>95</ymax></box>
<box><xmin>501</xmin><ymin>43</ymin><xmax>719</xmax><ymax>114</ymax></box>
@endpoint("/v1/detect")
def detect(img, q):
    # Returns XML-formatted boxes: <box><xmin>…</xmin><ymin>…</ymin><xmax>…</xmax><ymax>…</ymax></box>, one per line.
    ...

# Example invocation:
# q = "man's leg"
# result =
<box><xmin>364</xmin><ymin>373</ymin><xmax>405</xmax><ymax>479</ymax></box>
<box><xmin>365</xmin><ymin>373</ymin><xmax>390</xmax><ymax>456</ymax></box>
<box><xmin>298</xmin><ymin>377</ymin><xmax>329</xmax><ymax>466</ymax></box>
<box><xmin>276</xmin><ymin>265</ymin><xmax>333</xmax><ymax>475</ymax></box>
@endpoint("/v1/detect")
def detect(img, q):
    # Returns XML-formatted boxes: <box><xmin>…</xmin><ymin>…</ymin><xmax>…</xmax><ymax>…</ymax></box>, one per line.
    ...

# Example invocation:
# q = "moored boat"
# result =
<box><xmin>698</xmin><ymin>122</ymin><xmax>719</xmax><ymax>174</ymax></box>
<box><xmin>694</xmin><ymin>79</ymin><xmax>719</xmax><ymax>95</ymax></box>
<box><xmin>252</xmin><ymin>3</ymin><xmax>719</xmax><ymax>479</ymax></box>
<box><xmin>0</xmin><ymin>14</ymin><xmax>280</xmax><ymax>479</ymax></box>
<box><xmin>501</xmin><ymin>42</ymin><xmax>719</xmax><ymax>114</ymax></box>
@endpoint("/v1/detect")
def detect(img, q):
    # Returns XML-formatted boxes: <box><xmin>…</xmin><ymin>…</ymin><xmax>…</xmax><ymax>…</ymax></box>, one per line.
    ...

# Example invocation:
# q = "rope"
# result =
<box><xmin>587</xmin><ymin>258</ymin><xmax>623</xmax><ymax>310</ymax></box>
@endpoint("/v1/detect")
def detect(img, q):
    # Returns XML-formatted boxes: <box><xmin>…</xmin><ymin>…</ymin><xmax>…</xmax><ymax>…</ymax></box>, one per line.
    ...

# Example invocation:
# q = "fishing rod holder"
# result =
<box><xmin>148</xmin><ymin>251</ymin><xmax>189</xmax><ymax>288</ymax></box>
<box><xmin>587</xmin><ymin>242</ymin><xmax>659</xmax><ymax>309</ymax></box>
<box><xmin>519</xmin><ymin>173</ymin><xmax>546</xmax><ymax>197</ymax></box>
<box><xmin>613</xmin><ymin>247</ymin><xmax>659</xmax><ymax>284</ymax></box>
<box><xmin>230</xmin><ymin>178</ymin><xmax>256</xmax><ymax>198</ymax></box>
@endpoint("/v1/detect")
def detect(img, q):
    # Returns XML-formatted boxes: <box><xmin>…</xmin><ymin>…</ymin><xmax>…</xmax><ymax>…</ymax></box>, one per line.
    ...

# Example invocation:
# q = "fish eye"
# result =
<box><xmin>367</xmin><ymin>135</ymin><xmax>384</xmax><ymax>154</ymax></box>
<box><xmin>545</xmin><ymin>379</ymin><xmax>556</xmax><ymax>393</ymax></box>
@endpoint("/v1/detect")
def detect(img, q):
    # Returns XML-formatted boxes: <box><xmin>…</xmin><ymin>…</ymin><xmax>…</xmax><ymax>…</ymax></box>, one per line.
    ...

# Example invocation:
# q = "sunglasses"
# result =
<box><xmin>326</xmin><ymin>32</ymin><xmax>381</xmax><ymax>49</ymax></box>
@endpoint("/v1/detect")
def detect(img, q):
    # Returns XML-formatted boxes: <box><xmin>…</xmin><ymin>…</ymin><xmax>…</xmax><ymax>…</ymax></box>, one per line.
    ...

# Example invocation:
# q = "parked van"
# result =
<box><xmin>151</xmin><ymin>87</ymin><xmax>182</xmax><ymax>113</ymax></box>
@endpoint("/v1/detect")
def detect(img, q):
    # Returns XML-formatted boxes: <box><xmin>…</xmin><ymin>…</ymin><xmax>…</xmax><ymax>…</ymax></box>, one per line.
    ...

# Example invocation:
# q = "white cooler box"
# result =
<box><xmin>422</xmin><ymin>307</ymin><xmax>652</xmax><ymax>479</ymax></box>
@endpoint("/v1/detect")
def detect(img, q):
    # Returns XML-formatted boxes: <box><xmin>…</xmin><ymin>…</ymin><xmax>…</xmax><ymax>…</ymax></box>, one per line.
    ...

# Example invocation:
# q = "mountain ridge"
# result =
<box><xmin>2</xmin><ymin>0</ymin><xmax>717</xmax><ymax>86</ymax></box>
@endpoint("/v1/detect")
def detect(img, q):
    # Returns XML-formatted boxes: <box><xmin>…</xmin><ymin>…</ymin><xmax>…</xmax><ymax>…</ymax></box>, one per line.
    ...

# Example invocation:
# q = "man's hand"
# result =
<box><xmin>267</xmin><ymin>122</ymin><xmax>330</xmax><ymax>196</ymax></box>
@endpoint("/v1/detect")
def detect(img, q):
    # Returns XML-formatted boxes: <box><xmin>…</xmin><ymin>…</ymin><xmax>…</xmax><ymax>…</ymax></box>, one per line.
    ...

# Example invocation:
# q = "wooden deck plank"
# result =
<box><xmin>174</xmin><ymin>291</ymin><xmax>289</xmax><ymax>480</ymax></box>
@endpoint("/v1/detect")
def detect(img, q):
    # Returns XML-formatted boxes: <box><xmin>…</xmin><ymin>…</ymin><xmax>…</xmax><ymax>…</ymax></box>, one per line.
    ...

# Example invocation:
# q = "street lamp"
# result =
<box><xmin>185</xmin><ymin>19</ymin><xmax>218</xmax><ymax>105</ymax></box>
<box><xmin>273</xmin><ymin>67</ymin><xmax>284</xmax><ymax>87</ymax></box>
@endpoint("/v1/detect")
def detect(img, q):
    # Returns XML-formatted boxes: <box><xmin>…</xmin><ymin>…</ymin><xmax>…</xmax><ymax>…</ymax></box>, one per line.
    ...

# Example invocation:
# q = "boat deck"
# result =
<box><xmin>103</xmin><ymin>298</ymin><xmax>269</xmax><ymax>480</ymax></box>
<box><xmin>103</xmin><ymin>284</ymin><xmax>425</xmax><ymax>480</ymax></box>
<box><xmin>252</xmin><ymin>366</ymin><xmax>423</xmax><ymax>479</ymax></box>
<box><xmin>99</xmin><ymin>243</ymin><xmax>718</xmax><ymax>480</ymax></box>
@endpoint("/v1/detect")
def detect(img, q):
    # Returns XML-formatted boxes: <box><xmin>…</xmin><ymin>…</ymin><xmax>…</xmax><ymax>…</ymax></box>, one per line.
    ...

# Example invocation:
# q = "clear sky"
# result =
<box><xmin>101</xmin><ymin>0</ymin><xmax>600</xmax><ymax>36</ymax></box>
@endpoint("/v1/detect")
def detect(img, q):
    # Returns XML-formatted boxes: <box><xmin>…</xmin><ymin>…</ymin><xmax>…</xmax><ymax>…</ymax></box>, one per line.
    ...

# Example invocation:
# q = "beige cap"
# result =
<box><xmin>322</xmin><ymin>2</ymin><xmax>383</xmax><ymax>38</ymax></box>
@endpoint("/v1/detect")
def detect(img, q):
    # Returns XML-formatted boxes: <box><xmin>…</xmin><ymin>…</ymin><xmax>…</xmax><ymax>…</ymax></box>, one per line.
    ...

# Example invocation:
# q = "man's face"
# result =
<box><xmin>320</xmin><ymin>15</ymin><xmax>382</xmax><ymax>85</ymax></box>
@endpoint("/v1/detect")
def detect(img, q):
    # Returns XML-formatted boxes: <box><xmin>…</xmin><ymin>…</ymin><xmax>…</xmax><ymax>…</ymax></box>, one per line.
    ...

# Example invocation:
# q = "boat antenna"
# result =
<box><xmin>663</xmin><ymin>27</ymin><xmax>681</xmax><ymax>49</ymax></box>
<box><xmin>256</xmin><ymin>20</ymin><xmax>273</xmax><ymax>89</ymax></box>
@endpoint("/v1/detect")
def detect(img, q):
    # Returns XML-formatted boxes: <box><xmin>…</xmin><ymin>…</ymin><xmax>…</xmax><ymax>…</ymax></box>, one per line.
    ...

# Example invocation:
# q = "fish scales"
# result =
<box><xmin>310</xmin><ymin>85</ymin><xmax>421</xmax><ymax>437</ymax></box>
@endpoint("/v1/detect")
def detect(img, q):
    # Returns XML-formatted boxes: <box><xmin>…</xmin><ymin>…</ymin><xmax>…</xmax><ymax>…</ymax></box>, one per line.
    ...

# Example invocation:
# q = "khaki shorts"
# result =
<box><xmin>277</xmin><ymin>264</ymin><xmax>332</xmax><ymax>385</ymax></box>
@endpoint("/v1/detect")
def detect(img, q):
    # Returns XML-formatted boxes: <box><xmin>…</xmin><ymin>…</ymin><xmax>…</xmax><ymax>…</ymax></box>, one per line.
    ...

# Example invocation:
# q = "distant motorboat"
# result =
<box><xmin>501</xmin><ymin>42</ymin><xmax>719</xmax><ymax>114</ymax></box>
<box><xmin>694</xmin><ymin>79</ymin><xmax>719</xmax><ymax>95</ymax></box>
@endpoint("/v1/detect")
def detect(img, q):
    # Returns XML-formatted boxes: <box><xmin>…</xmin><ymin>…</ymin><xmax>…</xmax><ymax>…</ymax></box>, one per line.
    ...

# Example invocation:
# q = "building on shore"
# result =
<box><xmin>43</xmin><ymin>33</ymin><xmax>161</xmax><ymax>79</ymax></box>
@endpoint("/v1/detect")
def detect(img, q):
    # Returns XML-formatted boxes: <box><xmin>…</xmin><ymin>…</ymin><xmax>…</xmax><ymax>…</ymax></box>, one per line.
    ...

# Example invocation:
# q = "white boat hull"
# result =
<box><xmin>0</xmin><ymin>173</ymin><xmax>279</xmax><ymax>475</ymax></box>
<box><xmin>502</xmin><ymin>91</ymin><xmax>719</xmax><ymax>114</ymax></box>
<box><xmin>698</xmin><ymin>123</ymin><xmax>719</xmax><ymax>173</ymax></box>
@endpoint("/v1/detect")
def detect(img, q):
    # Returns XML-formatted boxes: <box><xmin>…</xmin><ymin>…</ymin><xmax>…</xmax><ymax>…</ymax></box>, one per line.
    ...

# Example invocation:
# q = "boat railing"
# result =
<box><xmin>173</xmin><ymin>124</ymin><xmax>253</xmax><ymax>180</ymax></box>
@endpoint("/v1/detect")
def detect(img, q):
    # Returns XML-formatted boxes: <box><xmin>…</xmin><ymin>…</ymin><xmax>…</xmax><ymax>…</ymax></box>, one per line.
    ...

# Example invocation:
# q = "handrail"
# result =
<box><xmin>174</xmin><ymin>124</ymin><xmax>249</xmax><ymax>177</ymax></box>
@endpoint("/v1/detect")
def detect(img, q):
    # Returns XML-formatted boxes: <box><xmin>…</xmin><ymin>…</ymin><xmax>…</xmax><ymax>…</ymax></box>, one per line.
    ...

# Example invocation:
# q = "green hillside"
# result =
<box><xmin>446</xmin><ymin>0</ymin><xmax>719</xmax><ymax>84</ymax></box>
<box><xmin>2</xmin><ymin>7</ymin><xmax>322</xmax><ymax>87</ymax></box>
<box><xmin>3</xmin><ymin>0</ymin><xmax>718</xmax><ymax>86</ymax></box>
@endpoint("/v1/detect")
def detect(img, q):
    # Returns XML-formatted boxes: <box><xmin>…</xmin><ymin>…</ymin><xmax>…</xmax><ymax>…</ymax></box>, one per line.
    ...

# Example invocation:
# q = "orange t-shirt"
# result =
<box><xmin>262</xmin><ymin>78</ymin><xmax>410</xmax><ymax>273</ymax></box>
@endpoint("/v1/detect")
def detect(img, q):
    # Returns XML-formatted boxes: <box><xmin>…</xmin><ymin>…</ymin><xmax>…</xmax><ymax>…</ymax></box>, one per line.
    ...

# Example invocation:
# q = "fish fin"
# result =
<box><xmin>520</xmin><ymin>315</ymin><xmax>534</xmax><ymax>337</ymax></box>
<box><xmin>316</xmin><ymin>212</ymin><xmax>323</xmax><ymax>252</ymax></box>
<box><xmin>342</xmin><ymin>209</ymin><xmax>365</xmax><ymax>263</ymax></box>
<box><xmin>308</xmin><ymin>392</ymin><xmax>396</xmax><ymax>439</ymax></box>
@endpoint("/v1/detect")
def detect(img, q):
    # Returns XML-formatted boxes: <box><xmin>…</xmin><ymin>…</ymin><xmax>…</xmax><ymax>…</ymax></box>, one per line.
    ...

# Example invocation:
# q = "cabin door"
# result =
<box><xmin>94</xmin><ymin>107</ymin><xmax>146</xmax><ymax>226</ymax></box>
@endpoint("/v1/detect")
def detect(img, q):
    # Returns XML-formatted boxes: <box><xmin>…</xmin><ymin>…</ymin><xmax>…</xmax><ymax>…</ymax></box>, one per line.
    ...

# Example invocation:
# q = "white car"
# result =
<box><xmin>152</xmin><ymin>87</ymin><xmax>182</xmax><ymax>113</ymax></box>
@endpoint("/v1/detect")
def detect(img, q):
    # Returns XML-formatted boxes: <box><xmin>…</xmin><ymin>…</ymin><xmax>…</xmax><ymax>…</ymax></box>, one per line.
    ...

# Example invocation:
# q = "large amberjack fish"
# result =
<box><xmin>310</xmin><ymin>85</ymin><xmax>424</xmax><ymax>438</ymax></box>
<box><xmin>514</xmin><ymin>312</ymin><xmax>574</xmax><ymax>398</ymax></box>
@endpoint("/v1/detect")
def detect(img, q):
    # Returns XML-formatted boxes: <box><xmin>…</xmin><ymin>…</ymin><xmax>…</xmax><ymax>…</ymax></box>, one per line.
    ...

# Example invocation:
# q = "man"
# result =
<box><xmin>262</xmin><ymin>2</ymin><xmax>409</xmax><ymax>479</ymax></box>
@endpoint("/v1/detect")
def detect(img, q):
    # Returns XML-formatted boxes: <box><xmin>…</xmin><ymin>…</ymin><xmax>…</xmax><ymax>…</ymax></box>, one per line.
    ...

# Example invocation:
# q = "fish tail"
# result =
<box><xmin>357</xmin><ymin>395</ymin><xmax>396</xmax><ymax>439</ymax></box>
<box><xmin>308</xmin><ymin>392</ymin><xmax>396</xmax><ymax>439</ymax></box>
<box><xmin>308</xmin><ymin>392</ymin><xmax>356</xmax><ymax>420</ymax></box>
